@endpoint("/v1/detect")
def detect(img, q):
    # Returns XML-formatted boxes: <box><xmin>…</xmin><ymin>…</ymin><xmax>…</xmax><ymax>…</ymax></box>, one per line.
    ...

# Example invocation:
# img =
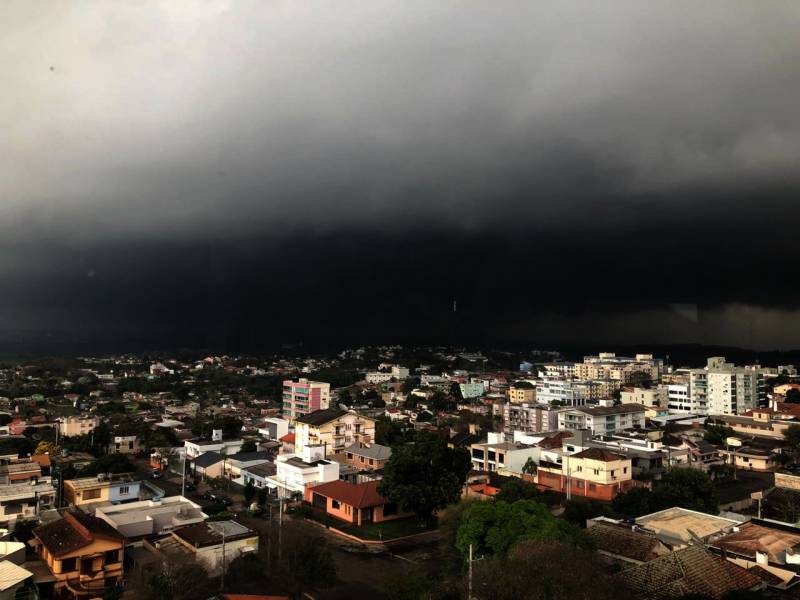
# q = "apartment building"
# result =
<box><xmin>365</xmin><ymin>365</ymin><xmax>410</xmax><ymax>384</ymax></box>
<box><xmin>535</xmin><ymin>379</ymin><xmax>590</xmax><ymax>406</ymax></box>
<box><xmin>508</xmin><ymin>381</ymin><xmax>536</xmax><ymax>404</ymax></box>
<box><xmin>58</xmin><ymin>416</ymin><xmax>99</xmax><ymax>438</ymax></box>
<box><xmin>620</xmin><ymin>387</ymin><xmax>667</xmax><ymax>408</ymax></box>
<box><xmin>536</xmin><ymin>447</ymin><xmax>638</xmax><ymax>501</ymax></box>
<box><xmin>502</xmin><ymin>403</ymin><xmax>559</xmax><ymax>436</ymax></box>
<box><xmin>469</xmin><ymin>433</ymin><xmax>538</xmax><ymax>473</ymax></box>
<box><xmin>293</xmin><ymin>408</ymin><xmax>375</xmax><ymax>455</ymax></box>
<box><xmin>689</xmin><ymin>357</ymin><xmax>766</xmax><ymax>416</ymax></box>
<box><xmin>282</xmin><ymin>378</ymin><xmax>331</xmax><ymax>419</ymax></box>
<box><xmin>662</xmin><ymin>381</ymin><xmax>692</xmax><ymax>413</ymax></box>
<box><xmin>558</xmin><ymin>404</ymin><xmax>646</xmax><ymax>435</ymax></box>
<box><xmin>459</xmin><ymin>382</ymin><xmax>486</xmax><ymax>399</ymax></box>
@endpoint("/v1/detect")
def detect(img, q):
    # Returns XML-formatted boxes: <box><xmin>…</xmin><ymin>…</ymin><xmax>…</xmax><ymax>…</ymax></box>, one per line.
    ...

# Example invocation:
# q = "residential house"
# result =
<box><xmin>293</xmin><ymin>409</ymin><xmax>375</xmax><ymax>455</ymax></box>
<box><xmin>469</xmin><ymin>435</ymin><xmax>538</xmax><ymax>474</ymax></box>
<box><xmin>267</xmin><ymin>445</ymin><xmax>339</xmax><ymax>496</ymax></box>
<box><xmin>241</xmin><ymin>463</ymin><xmax>277</xmax><ymax>490</ymax></box>
<box><xmin>221</xmin><ymin>452</ymin><xmax>273</xmax><ymax>485</ymax></box>
<box><xmin>192</xmin><ymin>452</ymin><xmax>224</xmax><ymax>479</ymax></box>
<box><xmin>0</xmin><ymin>481</ymin><xmax>55</xmax><ymax>526</ymax></box>
<box><xmin>183</xmin><ymin>439</ymin><xmax>244</xmax><ymax>460</ymax></box>
<box><xmin>109</xmin><ymin>435</ymin><xmax>142</xmax><ymax>455</ymax></box>
<box><xmin>31</xmin><ymin>511</ymin><xmax>125</xmax><ymax>599</ymax></box>
<box><xmin>0</xmin><ymin>560</ymin><xmax>35</xmax><ymax>600</ymax></box>
<box><xmin>338</xmin><ymin>442</ymin><xmax>392</xmax><ymax>471</ymax></box>
<box><xmin>0</xmin><ymin>460</ymin><xmax>41</xmax><ymax>485</ymax></box>
<box><xmin>720</xmin><ymin>446</ymin><xmax>778</xmax><ymax>472</ymax></box>
<box><xmin>63</xmin><ymin>473</ymin><xmax>140</xmax><ymax>509</ymax></box>
<box><xmin>305</xmin><ymin>479</ymin><xmax>409</xmax><ymax>526</ymax></box>
<box><xmin>94</xmin><ymin>496</ymin><xmax>207</xmax><ymax>539</ymax></box>
<box><xmin>257</xmin><ymin>418</ymin><xmax>290</xmax><ymax>441</ymax></box>
<box><xmin>144</xmin><ymin>520</ymin><xmax>258</xmax><ymax>576</ymax></box>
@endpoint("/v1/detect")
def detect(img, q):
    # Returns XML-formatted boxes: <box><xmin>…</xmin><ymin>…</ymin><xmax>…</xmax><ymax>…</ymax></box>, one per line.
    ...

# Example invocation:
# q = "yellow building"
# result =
<box><xmin>507</xmin><ymin>382</ymin><xmax>536</xmax><ymax>404</ymax></box>
<box><xmin>31</xmin><ymin>511</ymin><xmax>125</xmax><ymax>599</ymax></box>
<box><xmin>63</xmin><ymin>473</ymin><xmax>140</xmax><ymax>508</ymax></box>
<box><xmin>293</xmin><ymin>408</ymin><xmax>376</xmax><ymax>455</ymax></box>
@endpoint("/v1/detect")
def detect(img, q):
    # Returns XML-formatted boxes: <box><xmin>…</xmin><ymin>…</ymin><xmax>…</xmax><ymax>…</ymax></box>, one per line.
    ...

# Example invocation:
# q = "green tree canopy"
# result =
<box><xmin>456</xmin><ymin>499</ymin><xmax>584</xmax><ymax>558</ymax></box>
<box><xmin>612</xmin><ymin>468</ymin><xmax>719</xmax><ymax>517</ymax></box>
<box><xmin>378</xmin><ymin>431</ymin><xmax>470</xmax><ymax>521</ymax></box>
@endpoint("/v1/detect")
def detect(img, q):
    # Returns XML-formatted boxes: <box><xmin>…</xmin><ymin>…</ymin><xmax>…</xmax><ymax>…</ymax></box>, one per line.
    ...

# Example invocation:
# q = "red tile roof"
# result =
<box><xmin>308</xmin><ymin>480</ymin><xmax>386</xmax><ymax>508</ymax></box>
<box><xmin>31</xmin><ymin>454</ymin><xmax>51</xmax><ymax>468</ymax></box>
<box><xmin>279</xmin><ymin>433</ymin><xmax>295</xmax><ymax>443</ymax></box>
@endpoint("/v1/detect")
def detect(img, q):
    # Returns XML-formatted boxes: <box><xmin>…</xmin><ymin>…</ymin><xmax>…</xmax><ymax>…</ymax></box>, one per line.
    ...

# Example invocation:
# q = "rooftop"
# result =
<box><xmin>585</xmin><ymin>521</ymin><xmax>663</xmax><ymax>562</ymax></box>
<box><xmin>67</xmin><ymin>472</ymin><xmax>138</xmax><ymax>490</ymax></box>
<box><xmin>293</xmin><ymin>408</ymin><xmax>347</xmax><ymax>426</ymax></box>
<box><xmin>307</xmin><ymin>480</ymin><xmax>386</xmax><ymax>508</ymax></box>
<box><xmin>572</xmin><ymin>447</ymin><xmax>627</xmax><ymax>462</ymax></box>
<box><xmin>34</xmin><ymin>511</ymin><xmax>124</xmax><ymax>558</ymax></box>
<box><xmin>342</xmin><ymin>442</ymin><xmax>392</xmax><ymax>461</ymax></box>
<box><xmin>571</xmin><ymin>404</ymin><xmax>647</xmax><ymax>417</ymax></box>
<box><xmin>616</xmin><ymin>545</ymin><xmax>762</xmax><ymax>599</ymax></box>
<box><xmin>173</xmin><ymin>520</ymin><xmax>255</xmax><ymax>547</ymax></box>
<box><xmin>635</xmin><ymin>507</ymin><xmax>740</xmax><ymax>544</ymax></box>
<box><xmin>712</xmin><ymin>520</ymin><xmax>800</xmax><ymax>563</ymax></box>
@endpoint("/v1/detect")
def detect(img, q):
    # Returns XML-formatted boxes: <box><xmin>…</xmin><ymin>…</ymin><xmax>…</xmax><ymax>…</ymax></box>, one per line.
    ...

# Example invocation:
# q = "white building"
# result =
<box><xmin>663</xmin><ymin>382</ymin><xmax>692</xmax><ymax>413</ymax></box>
<box><xmin>689</xmin><ymin>357</ymin><xmax>765</xmax><ymax>416</ymax></box>
<box><xmin>535</xmin><ymin>379</ymin><xmax>590</xmax><ymax>406</ymax></box>
<box><xmin>267</xmin><ymin>444</ymin><xmax>339</xmax><ymax>495</ymax></box>
<box><xmin>95</xmin><ymin>496</ymin><xmax>207</xmax><ymax>538</ymax></box>
<box><xmin>258</xmin><ymin>418</ymin><xmax>290</xmax><ymax>441</ymax></box>
<box><xmin>558</xmin><ymin>404</ymin><xmax>646</xmax><ymax>435</ymax></box>
<box><xmin>365</xmin><ymin>365</ymin><xmax>410</xmax><ymax>384</ymax></box>
<box><xmin>183</xmin><ymin>439</ymin><xmax>244</xmax><ymax>460</ymax></box>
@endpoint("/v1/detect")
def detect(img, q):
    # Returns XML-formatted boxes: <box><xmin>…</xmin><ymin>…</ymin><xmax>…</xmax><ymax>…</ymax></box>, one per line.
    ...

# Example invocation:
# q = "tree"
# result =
<box><xmin>35</xmin><ymin>440</ymin><xmax>60</xmax><ymax>456</ymax></box>
<box><xmin>282</xmin><ymin>537</ymin><xmax>337</xmax><ymax>599</ymax></box>
<box><xmin>522</xmin><ymin>457</ymin><xmax>537</xmax><ymax>476</ymax></box>
<box><xmin>495</xmin><ymin>478</ymin><xmax>540</xmax><ymax>504</ymax></box>
<box><xmin>79</xmin><ymin>453</ymin><xmax>135</xmax><ymax>477</ymax></box>
<box><xmin>257</xmin><ymin>486</ymin><xmax>268</xmax><ymax>506</ymax></box>
<box><xmin>471</xmin><ymin>540</ymin><xmax>618</xmax><ymax>600</ymax></box>
<box><xmin>456</xmin><ymin>499</ymin><xmax>584</xmax><ymax>559</ymax></box>
<box><xmin>613</xmin><ymin>469</ymin><xmax>719</xmax><ymax>517</ymax></box>
<box><xmin>134</xmin><ymin>562</ymin><xmax>213</xmax><ymax>600</ymax></box>
<box><xmin>612</xmin><ymin>486</ymin><xmax>655</xmax><ymax>518</ymax></box>
<box><xmin>244</xmin><ymin>480</ymin><xmax>256</xmax><ymax>505</ymax></box>
<box><xmin>225</xmin><ymin>554</ymin><xmax>268</xmax><ymax>594</ymax></box>
<box><xmin>378</xmin><ymin>431</ymin><xmax>471</xmax><ymax>522</ymax></box>
<box><xmin>240</xmin><ymin>440</ymin><xmax>257</xmax><ymax>453</ymax></box>
<box><xmin>786</xmin><ymin>389</ymin><xmax>800</xmax><ymax>403</ymax></box>
<box><xmin>784</xmin><ymin>424</ymin><xmax>800</xmax><ymax>462</ymax></box>
<box><xmin>704</xmin><ymin>421</ymin><xmax>736</xmax><ymax>445</ymax></box>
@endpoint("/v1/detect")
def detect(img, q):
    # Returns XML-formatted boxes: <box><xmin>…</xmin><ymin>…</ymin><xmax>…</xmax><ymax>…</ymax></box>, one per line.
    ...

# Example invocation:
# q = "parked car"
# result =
<box><xmin>150</xmin><ymin>469</ymin><xmax>162</xmax><ymax>479</ymax></box>
<box><xmin>205</xmin><ymin>492</ymin><xmax>233</xmax><ymax>506</ymax></box>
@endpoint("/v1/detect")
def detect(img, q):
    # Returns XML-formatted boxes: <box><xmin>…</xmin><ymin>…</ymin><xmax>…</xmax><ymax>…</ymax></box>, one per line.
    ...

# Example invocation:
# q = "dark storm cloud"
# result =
<box><xmin>2</xmin><ymin>1</ymin><xmax>800</xmax><ymax>350</ymax></box>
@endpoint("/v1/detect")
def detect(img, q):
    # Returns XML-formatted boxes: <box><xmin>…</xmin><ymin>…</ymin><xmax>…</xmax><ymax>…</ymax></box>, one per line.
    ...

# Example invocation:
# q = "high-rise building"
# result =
<box><xmin>688</xmin><ymin>357</ymin><xmax>765</xmax><ymax>416</ymax></box>
<box><xmin>282</xmin><ymin>378</ymin><xmax>331</xmax><ymax>419</ymax></box>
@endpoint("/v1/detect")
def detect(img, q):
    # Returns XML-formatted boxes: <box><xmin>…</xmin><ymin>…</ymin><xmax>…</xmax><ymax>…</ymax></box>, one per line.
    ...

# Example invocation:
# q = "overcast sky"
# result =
<box><xmin>2</xmin><ymin>1</ymin><xmax>800</xmax><ymax>353</ymax></box>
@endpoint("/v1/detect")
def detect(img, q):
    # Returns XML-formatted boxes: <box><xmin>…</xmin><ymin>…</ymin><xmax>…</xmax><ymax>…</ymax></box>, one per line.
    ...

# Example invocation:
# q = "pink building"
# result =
<box><xmin>282</xmin><ymin>378</ymin><xmax>331</xmax><ymax>419</ymax></box>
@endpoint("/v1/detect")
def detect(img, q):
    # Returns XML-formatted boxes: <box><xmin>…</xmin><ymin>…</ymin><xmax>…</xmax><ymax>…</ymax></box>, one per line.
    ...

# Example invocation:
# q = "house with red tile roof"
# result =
<box><xmin>304</xmin><ymin>480</ymin><xmax>410</xmax><ymax>526</ymax></box>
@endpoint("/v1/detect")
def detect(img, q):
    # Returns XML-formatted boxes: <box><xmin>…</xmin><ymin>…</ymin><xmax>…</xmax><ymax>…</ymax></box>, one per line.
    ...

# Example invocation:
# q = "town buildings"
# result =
<box><xmin>58</xmin><ymin>416</ymin><xmax>99</xmax><ymax>438</ymax></box>
<box><xmin>63</xmin><ymin>473</ymin><xmax>140</xmax><ymax>509</ymax></box>
<box><xmin>502</xmin><ymin>402</ymin><xmax>559</xmax><ymax>436</ymax></box>
<box><xmin>305</xmin><ymin>479</ymin><xmax>408</xmax><ymax>526</ymax></box>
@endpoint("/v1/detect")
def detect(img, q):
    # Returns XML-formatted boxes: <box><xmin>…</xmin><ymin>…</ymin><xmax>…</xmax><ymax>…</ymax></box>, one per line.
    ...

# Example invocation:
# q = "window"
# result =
<box><xmin>593</xmin><ymin>469</ymin><xmax>599</xmax><ymax>476</ymax></box>
<box><xmin>588</xmin><ymin>484</ymin><xmax>596</xmax><ymax>491</ymax></box>
<box><xmin>83</xmin><ymin>488</ymin><xmax>101</xmax><ymax>500</ymax></box>
<box><xmin>105</xmin><ymin>550</ymin><xmax>119</xmax><ymax>564</ymax></box>
<box><xmin>118</xmin><ymin>486</ymin><xmax>130</xmax><ymax>495</ymax></box>
<box><xmin>332</xmin><ymin>499</ymin><xmax>340</xmax><ymax>509</ymax></box>
<box><xmin>60</xmin><ymin>558</ymin><xmax>77</xmax><ymax>572</ymax></box>
<box><xmin>623</xmin><ymin>467</ymin><xmax>628</xmax><ymax>474</ymax></box>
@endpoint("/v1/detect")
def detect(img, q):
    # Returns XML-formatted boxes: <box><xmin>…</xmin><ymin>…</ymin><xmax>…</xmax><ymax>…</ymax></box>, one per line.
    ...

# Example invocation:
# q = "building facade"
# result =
<box><xmin>282</xmin><ymin>378</ymin><xmax>331</xmax><ymax>419</ymax></box>
<box><xmin>558</xmin><ymin>404</ymin><xmax>646</xmax><ymax>435</ymax></box>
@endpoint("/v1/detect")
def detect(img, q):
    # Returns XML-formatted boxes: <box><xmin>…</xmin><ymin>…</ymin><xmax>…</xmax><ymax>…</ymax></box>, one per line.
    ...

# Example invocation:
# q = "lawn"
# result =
<box><xmin>302</xmin><ymin>506</ymin><xmax>437</xmax><ymax>541</ymax></box>
<box><xmin>338</xmin><ymin>517</ymin><xmax>437</xmax><ymax>541</ymax></box>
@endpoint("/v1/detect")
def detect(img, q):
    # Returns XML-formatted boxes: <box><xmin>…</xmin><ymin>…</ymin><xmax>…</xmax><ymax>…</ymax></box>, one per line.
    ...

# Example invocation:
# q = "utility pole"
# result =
<box><xmin>181</xmin><ymin>449</ymin><xmax>186</xmax><ymax>497</ymax></box>
<box><xmin>267</xmin><ymin>502</ymin><xmax>273</xmax><ymax>576</ymax></box>
<box><xmin>278</xmin><ymin>486</ymin><xmax>283</xmax><ymax>563</ymax></box>
<box><xmin>220</xmin><ymin>525</ymin><xmax>227</xmax><ymax>591</ymax></box>
<box><xmin>467</xmin><ymin>543</ymin><xmax>473</xmax><ymax>600</ymax></box>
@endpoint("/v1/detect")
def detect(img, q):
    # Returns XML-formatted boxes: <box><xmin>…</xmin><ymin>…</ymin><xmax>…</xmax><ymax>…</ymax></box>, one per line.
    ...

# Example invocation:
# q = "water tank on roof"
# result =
<box><xmin>212</xmin><ymin>429</ymin><xmax>223</xmax><ymax>442</ymax></box>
